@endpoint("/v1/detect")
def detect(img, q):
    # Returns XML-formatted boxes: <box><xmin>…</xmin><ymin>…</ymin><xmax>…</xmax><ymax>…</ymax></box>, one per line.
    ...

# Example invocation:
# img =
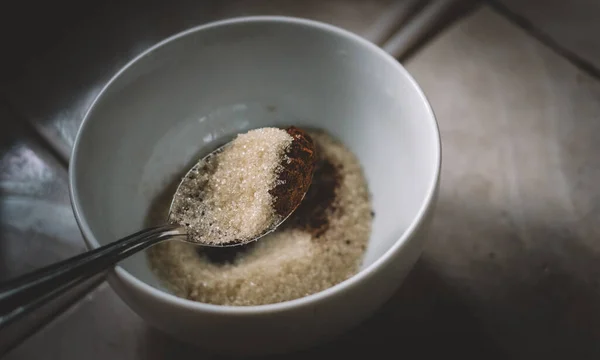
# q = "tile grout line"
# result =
<box><xmin>377</xmin><ymin>0</ymin><xmax>482</xmax><ymax>61</ymax></box>
<box><xmin>361</xmin><ymin>0</ymin><xmax>427</xmax><ymax>45</ymax></box>
<box><xmin>0</xmin><ymin>96</ymin><xmax>70</xmax><ymax>171</ymax></box>
<box><xmin>488</xmin><ymin>0</ymin><xmax>600</xmax><ymax>81</ymax></box>
<box><xmin>383</xmin><ymin>0</ymin><xmax>465</xmax><ymax>58</ymax></box>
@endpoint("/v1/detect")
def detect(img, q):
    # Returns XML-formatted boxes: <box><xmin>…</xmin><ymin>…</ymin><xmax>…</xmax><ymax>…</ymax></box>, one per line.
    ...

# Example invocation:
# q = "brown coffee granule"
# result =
<box><xmin>147</xmin><ymin>129</ymin><xmax>372</xmax><ymax>306</ymax></box>
<box><xmin>284</xmin><ymin>148</ymin><xmax>340</xmax><ymax>238</ymax></box>
<box><xmin>269</xmin><ymin>127</ymin><xmax>316</xmax><ymax>220</ymax></box>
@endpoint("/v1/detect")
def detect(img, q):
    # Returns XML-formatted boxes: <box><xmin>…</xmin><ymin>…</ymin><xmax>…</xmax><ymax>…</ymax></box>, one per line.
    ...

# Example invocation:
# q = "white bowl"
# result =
<box><xmin>69</xmin><ymin>16</ymin><xmax>440</xmax><ymax>356</ymax></box>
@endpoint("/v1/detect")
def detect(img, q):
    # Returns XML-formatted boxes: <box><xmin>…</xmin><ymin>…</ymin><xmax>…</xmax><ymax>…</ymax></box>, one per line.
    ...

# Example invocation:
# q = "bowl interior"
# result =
<box><xmin>71</xmin><ymin>18</ymin><xmax>439</xmax><ymax>296</ymax></box>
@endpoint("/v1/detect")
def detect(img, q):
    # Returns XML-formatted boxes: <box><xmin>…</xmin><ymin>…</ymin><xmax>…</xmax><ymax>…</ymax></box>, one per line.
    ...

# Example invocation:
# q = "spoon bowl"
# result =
<box><xmin>166</xmin><ymin>148</ymin><xmax>294</xmax><ymax>247</ymax></box>
<box><xmin>167</xmin><ymin>126</ymin><xmax>316</xmax><ymax>247</ymax></box>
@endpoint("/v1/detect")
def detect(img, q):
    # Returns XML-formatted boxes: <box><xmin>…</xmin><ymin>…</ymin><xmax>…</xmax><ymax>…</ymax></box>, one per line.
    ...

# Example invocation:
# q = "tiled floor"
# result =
<box><xmin>406</xmin><ymin>7</ymin><xmax>600</xmax><ymax>358</ymax></box>
<box><xmin>2</xmin><ymin>2</ymin><xmax>600</xmax><ymax>359</ymax></box>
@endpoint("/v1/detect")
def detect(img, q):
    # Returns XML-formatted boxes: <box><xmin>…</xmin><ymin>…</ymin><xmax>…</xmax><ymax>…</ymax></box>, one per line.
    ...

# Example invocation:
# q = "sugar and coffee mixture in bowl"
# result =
<box><xmin>147</xmin><ymin>129</ymin><xmax>373</xmax><ymax>306</ymax></box>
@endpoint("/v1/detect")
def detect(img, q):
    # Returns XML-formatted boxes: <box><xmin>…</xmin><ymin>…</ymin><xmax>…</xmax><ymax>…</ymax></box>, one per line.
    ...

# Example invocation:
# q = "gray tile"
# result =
<box><xmin>494</xmin><ymin>0</ymin><xmax>600</xmax><ymax>74</ymax></box>
<box><xmin>406</xmin><ymin>6</ymin><xmax>600</xmax><ymax>358</ymax></box>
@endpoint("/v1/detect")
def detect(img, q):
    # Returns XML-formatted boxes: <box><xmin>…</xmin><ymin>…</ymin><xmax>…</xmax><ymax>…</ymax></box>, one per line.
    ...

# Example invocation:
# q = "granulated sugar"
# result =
<box><xmin>148</xmin><ymin>129</ymin><xmax>373</xmax><ymax>306</ymax></box>
<box><xmin>169</xmin><ymin>127</ymin><xmax>293</xmax><ymax>245</ymax></box>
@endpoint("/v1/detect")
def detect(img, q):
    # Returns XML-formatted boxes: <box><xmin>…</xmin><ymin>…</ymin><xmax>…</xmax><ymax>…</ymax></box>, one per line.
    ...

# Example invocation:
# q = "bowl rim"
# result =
<box><xmin>69</xmin><ymin>15</ymin><xmax>441</xmax><ymax>315</ymax></box>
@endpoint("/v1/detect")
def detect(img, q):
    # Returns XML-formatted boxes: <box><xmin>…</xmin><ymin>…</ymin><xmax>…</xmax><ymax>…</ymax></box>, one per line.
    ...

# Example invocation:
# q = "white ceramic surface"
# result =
<box><xmin>69</xmin><ymin>16</ymin><xmax>440</xmax><ymax>356</ymax></box>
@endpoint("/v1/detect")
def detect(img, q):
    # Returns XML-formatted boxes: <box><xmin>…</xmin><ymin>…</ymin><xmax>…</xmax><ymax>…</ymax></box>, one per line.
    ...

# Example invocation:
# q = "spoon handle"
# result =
<box><xmin>0</xmin><ymin>224</ymin><xmax>184</xmax><ymax>328</ymax></box>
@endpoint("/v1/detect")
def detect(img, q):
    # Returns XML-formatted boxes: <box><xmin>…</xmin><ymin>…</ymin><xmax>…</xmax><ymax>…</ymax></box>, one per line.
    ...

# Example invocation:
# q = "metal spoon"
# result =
<box><xmin>0</xmin><ymin>127</ymin><xmax>316</xmax><ymax>328</ymax></box>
